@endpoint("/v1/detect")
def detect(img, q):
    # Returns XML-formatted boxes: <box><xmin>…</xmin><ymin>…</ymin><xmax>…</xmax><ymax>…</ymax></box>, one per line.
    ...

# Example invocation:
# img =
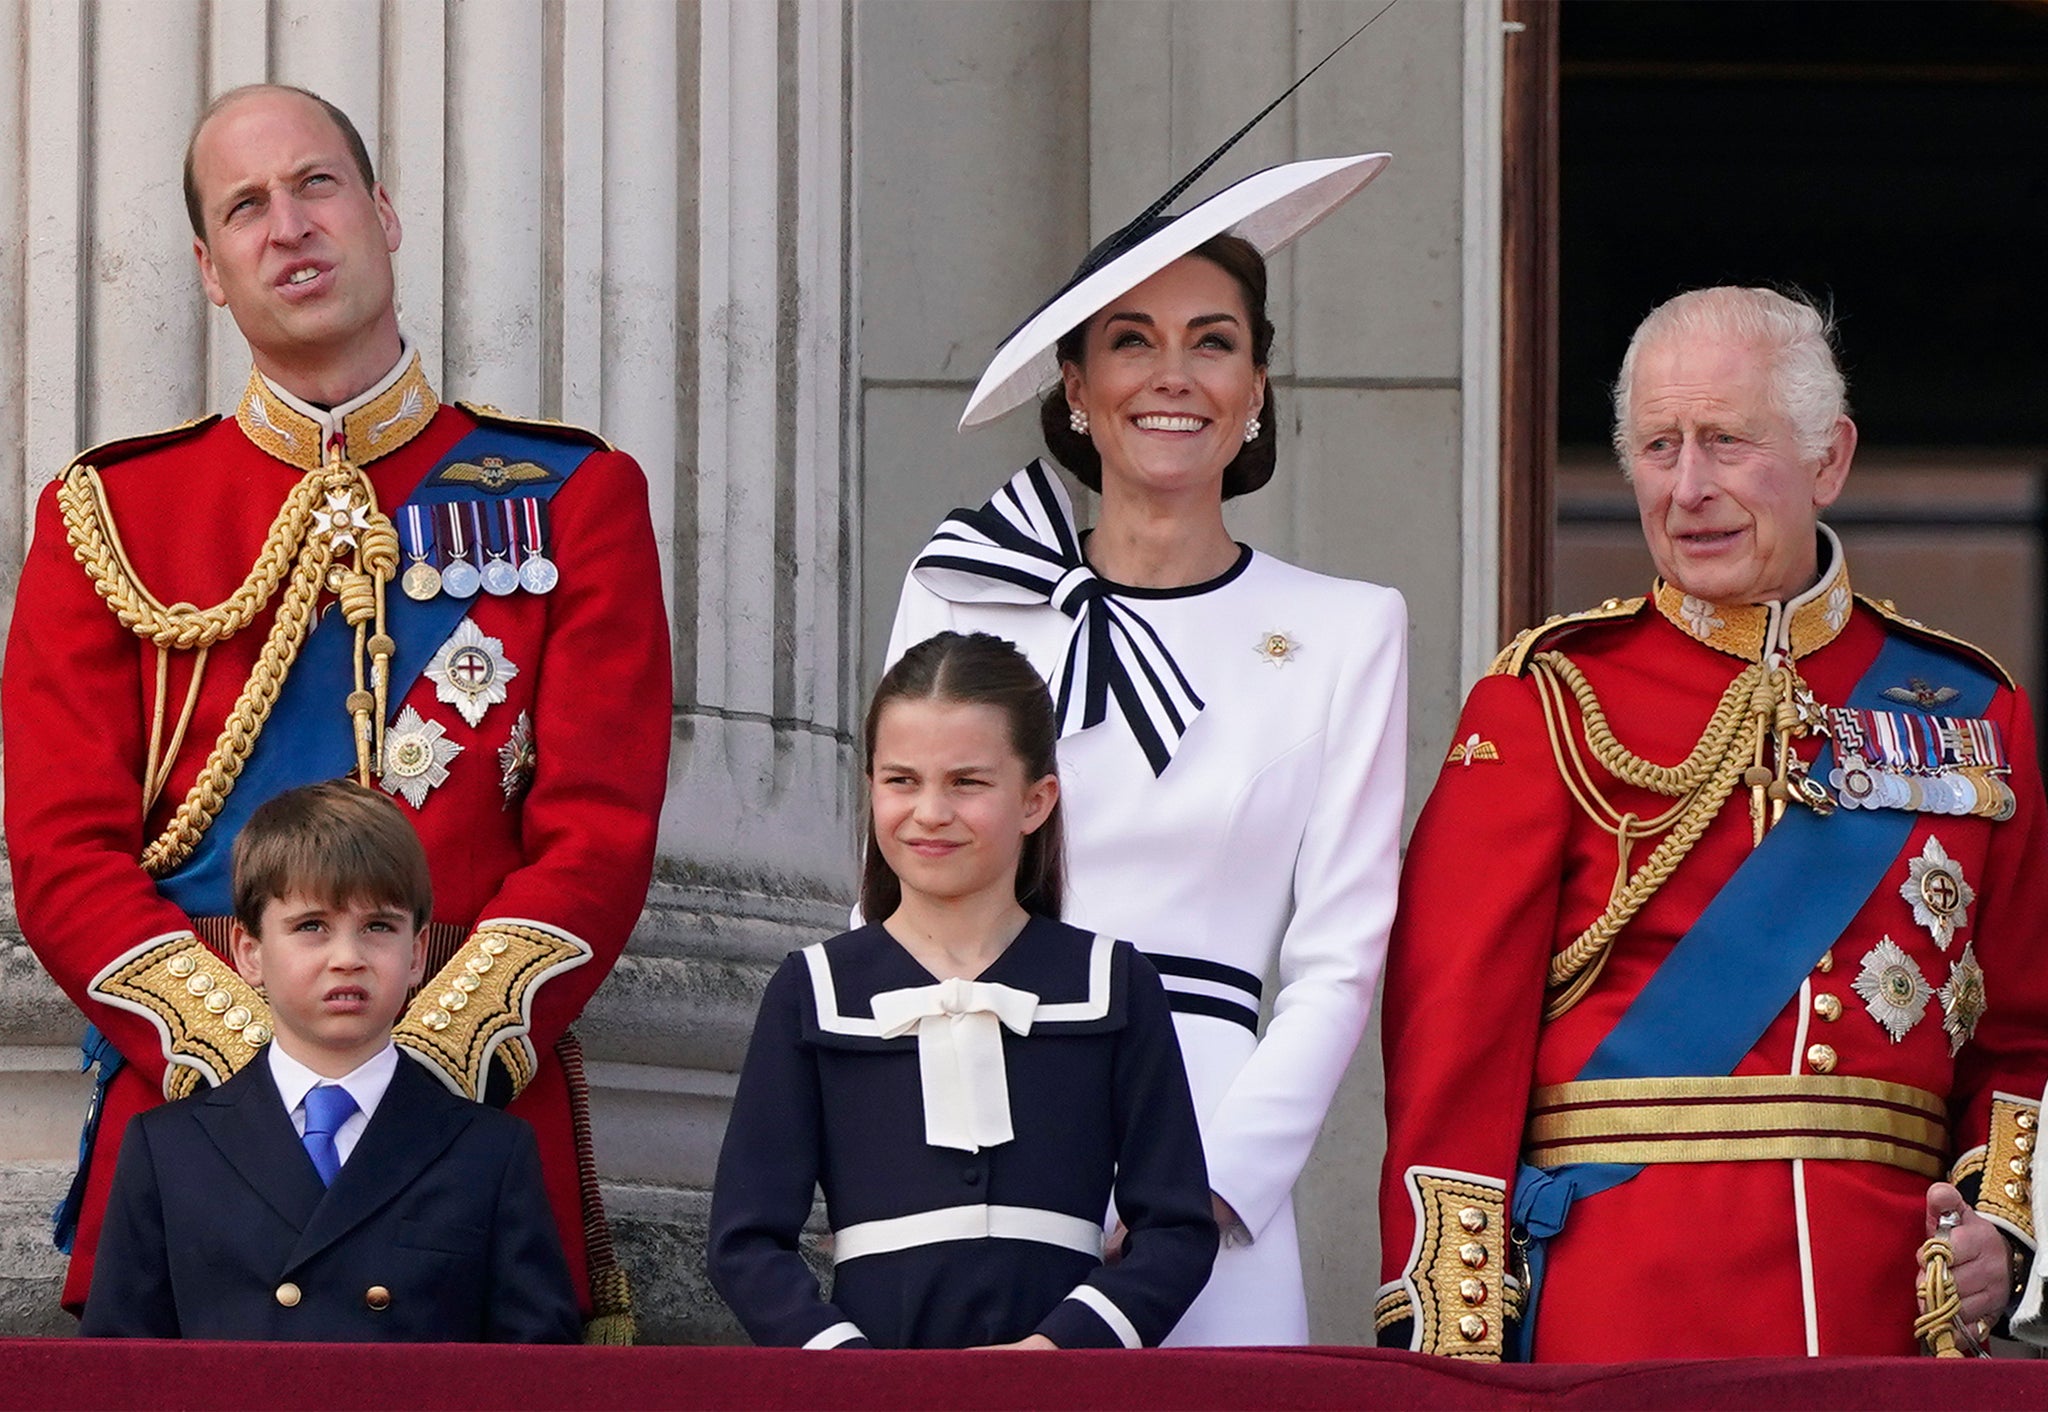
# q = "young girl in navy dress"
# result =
<box><xmin>708</xmin><ymin>631</ymin><xmax>1217</xmax><ymax>1349</ymax></box>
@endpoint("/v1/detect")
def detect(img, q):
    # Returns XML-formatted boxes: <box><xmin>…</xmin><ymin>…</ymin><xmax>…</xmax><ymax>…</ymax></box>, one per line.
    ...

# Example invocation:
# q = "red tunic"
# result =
<box><xmin>1378</xmin><ymin>559</ymin><xmax>2048</xmax><ymax>1360</ymax></box>
<box><xmin>4</xmin><ymin>375</ymin><xmax>670</xmax><ymax>1314</ymax></box>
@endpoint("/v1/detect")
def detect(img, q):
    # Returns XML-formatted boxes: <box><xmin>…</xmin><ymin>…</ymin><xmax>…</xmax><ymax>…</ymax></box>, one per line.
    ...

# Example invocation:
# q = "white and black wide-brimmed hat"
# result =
<box><xmin>958</xmin><ymin>151</ymin><xmax>1390</xmax><ymax>430</ymax></box>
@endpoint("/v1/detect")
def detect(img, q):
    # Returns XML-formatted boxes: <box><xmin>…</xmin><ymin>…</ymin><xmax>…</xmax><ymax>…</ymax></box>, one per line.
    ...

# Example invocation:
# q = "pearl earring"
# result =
<box><xmin>1243</xmin><ymin>417</ymin><xmax>1261</xmax><ymax>444</ymax></box>
<box><xmin>1069</xmin><ymin>407</ymin><xmax>1090</xmax><ymax>436</ymax></box>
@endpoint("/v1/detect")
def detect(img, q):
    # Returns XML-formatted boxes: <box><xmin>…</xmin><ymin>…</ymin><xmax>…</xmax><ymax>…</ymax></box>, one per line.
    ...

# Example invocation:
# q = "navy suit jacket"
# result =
<box><xmin>80</xmin><ymin>1048</ymin><xmax>580</xmax><ymax>1342</ymax></box>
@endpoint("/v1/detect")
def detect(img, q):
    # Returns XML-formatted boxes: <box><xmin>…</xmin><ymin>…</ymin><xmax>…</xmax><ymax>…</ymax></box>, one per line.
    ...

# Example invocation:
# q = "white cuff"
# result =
<box><xmin>1065</xmin><ymin>1284</ymin><xmax>1140</xmax><ymax>1349</ymax></box>
<box><xmin>802</xmin><ymin>1320</ymin><xmax>865</xmax><ymax>1350</ymax></box>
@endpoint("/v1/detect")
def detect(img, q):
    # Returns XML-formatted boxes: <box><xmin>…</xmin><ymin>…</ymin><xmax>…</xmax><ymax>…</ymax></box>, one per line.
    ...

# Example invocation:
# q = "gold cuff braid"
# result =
<box><xmin>87</xmin><ymin>934</ymin><xmax>274</xmax><ymax>1096</ymax></box>
<box><xmin>392</xmin><ymin>921</ymin><xmax>591</xmax><ymax>1101</ymax></box>
<box><xmin>1966</xmin><ymin>1094</ymin><xmax>2040</xmax><ymax>1239</ymax></box>
<box><xmin>1401</xmin><ymin>1170</ymin><xmax>1508</xmax><ymax>1359</ymax></box>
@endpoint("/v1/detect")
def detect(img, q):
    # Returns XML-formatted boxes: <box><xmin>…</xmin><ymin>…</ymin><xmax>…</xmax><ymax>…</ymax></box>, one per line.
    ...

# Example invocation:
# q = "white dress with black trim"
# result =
<box><xmin>706</xmin><ymin>918</ymin><xmax>1216</xmax><ymax>1349</ymax></box>
<box><xmin>885</xmin><ymin>463</ymin><xmax>1409</xmax><ymax>1344</ymax></box>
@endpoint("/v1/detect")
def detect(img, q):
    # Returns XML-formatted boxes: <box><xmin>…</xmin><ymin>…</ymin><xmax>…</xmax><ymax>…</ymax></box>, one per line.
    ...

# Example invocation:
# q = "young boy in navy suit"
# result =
<box><xmin>80</xmin><ymin>781</ymin><xmax>581</xmax><ymax>1341</ymax></box>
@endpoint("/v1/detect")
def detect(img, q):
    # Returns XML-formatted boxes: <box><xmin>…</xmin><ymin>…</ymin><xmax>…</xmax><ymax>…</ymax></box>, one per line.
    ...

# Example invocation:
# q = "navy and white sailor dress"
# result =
<box><xmin>707</xmin><ymin>916</ymin><xmax>1217</xmax><ymax>1348</ymax></box>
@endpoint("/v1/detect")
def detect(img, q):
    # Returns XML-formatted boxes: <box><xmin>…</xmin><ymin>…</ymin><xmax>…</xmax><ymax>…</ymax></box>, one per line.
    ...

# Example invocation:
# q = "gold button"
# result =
<box><xmin>454</xmin><ymin>973</ymin><xmax>481</xmax><ymax>993</ymax></box>
<box><xmin>2013</xmin><ymin>1157</ymin><xmax>2031</xmax><ymax>1177</ymax></box>
<box><xmin>1459</xmin><ymin>1278</ymin><xmax>1488</xmax><ymax>1305</ymax></box>
<box><xmin>167</xmin><ymin>953</ymin><xmax>197</xmax><ymax>978</ymax></box>
<box><xmin>1601</xmin><ymin>598</ymin><xmax>1621</xmax><ymax>610</ymax></box>
<box><xmin>2007</xmin><ymin>1182</ymin><xmax>2024</xmax><ymax>1200</ymax></box>
<box><xmin>1457</xmin><ymin>1314</ymin><xmax>1488</xmax><ymax>1342</ymax></box>
<box><xmin>440</xmin><ymin>990</ymin><xmax>467</xmax><ymax>1011</ymax></box>
<box><xmin>2020</xmin><ymin>1112</ymin><xmax>2037</xmax><ymax>1132</ymax></box>
<box><xmin>1815</xmin><ymin>950</ymin><xmax>1834</xmax><ymax>974</ymax></box>
<box><xmin>423</xmin><ymin>1009</ymin><xmax>451</xmax><ymax>1031</ymax></box>
<box><xmin>2017</xmin><ymin>1134</ymin><xmax>2033</xmax><ymax>1154</ymax></box>
<box><xmin>1806</xmin><ymin>1044</ymin><xmax>1837</xmax><ymax>1074</ymax></box>
<box><xmin>365</xmin><ymin>1285</ymin><xmax>391</xmax><ymax>1312</ymax></box>
<box><xmin>1812</xmin><ymin>994</ymin><xmax>1841</xmax><ymax>1022</ymax></box>
<box><xmin>205</xmin><ymin>989</ymin><xmax>232</xmax><ymax>1014</ymax></box>
<box><xmin>186</xmin><ymin>972</ymin><xmax>215</xmax><ymax>996</ymax></box>
<box><xmin>1458</xmin><ymin>1207</ymin><xmax>1487</xmax><ymax>1233</ymax></box>
<box><xmin>242</xmin><ymin>1023</ymin><xmax>272</xmax><ymax>1047</ymax></box>
<box><xmin>1459</xmin><ymin>1242</ymin><xmax>1487</xmax><ymax>1269</ymax></box>
<box><xmin>465</xmin><ymin>954</ymin><xmax>493</xmax><ymax>975</ymax></box>
<box><xmin>223</xmin><ymin>1006</ymin><xmax>253</xmax><ymax>1031</ymax></box>
<box><xmin>275</xmin><ymin>1282</ymin><xmax>301</xmax><ymax>1308</ymax></box>
<box><xmin>481</xmin><ymin>935</ymin><xmax>509</xmax><ymax>956</ymax></box>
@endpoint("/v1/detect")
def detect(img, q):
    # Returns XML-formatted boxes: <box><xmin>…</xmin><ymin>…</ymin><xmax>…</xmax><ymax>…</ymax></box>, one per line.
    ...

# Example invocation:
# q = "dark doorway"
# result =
<box><xmin>1549</xmin><ymin>0</ymin><xmax>2048</xmax><ymax>702</ymax></box>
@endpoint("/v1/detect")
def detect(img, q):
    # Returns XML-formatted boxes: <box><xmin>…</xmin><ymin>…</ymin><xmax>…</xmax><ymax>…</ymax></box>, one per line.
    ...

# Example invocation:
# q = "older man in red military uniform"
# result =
<box><xmin>2</xmin><ymin>85</ymin><xmax>669</xmax><ymax>1336</ymax></box>
<box><xmin>1377</xmin><ymin>287</ymin><xmax>2048</xmax><ymax>1360</ymax></box>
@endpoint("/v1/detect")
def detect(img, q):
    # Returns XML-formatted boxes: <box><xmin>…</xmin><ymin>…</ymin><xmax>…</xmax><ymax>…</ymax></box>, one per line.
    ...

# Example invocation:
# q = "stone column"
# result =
<box><xmin>0</xmin><ymin>0</ymin><xmax>860</xmax><ymax>1342</ymax></box>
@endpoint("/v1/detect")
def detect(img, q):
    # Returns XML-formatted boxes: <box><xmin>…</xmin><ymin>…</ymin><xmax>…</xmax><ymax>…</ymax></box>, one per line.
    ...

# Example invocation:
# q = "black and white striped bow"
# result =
<box><xmin>911</xmin><ymin>460</ymin><xmax>1204</xmax><ymax>776</ymax></box>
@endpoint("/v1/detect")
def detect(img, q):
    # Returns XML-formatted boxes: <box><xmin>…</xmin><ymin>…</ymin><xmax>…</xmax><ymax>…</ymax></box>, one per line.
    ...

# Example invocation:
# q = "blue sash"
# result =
<box><xmin>153</xmin><ymin>426</ymin><xmax>592</xmax><ymax>919</ymax></box>
<box><xmin>1509</xmin><ymin>632</ymin><xmax>2000</xmax><ymax>1358</ymax></box>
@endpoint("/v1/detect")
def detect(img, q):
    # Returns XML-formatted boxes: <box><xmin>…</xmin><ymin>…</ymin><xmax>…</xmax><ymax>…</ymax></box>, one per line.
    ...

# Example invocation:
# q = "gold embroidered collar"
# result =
<box><xmin>234</xmin><ymin>345</ymin><xmax>439</xmax><ymax>471</ymax></box>
<box><xmin>1652</xmin><ymin>524</ymin><xmax>1853</xmax><ymax>661</ymax></box>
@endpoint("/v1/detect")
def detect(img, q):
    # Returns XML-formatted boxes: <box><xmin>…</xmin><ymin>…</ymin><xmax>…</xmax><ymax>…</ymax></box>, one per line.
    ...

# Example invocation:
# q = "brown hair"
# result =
<box><xmin>859</xmin><ymin>632</ymin><xmax>1066</xmax><ymax>923</ymax></box>
<box><xmin>183</xmin><ymin>84</ymin><xmax>379</xmax><ymax>239</ymax></box>
<box><xmin>232</xmin><ymin>780</ymin><xmax>433</xmax><ymax>934</ymax></box>
<box><xmin>1037</xmin><ymin>233</ymin><xmax>1279</xmax><ymax>500</ymax></box>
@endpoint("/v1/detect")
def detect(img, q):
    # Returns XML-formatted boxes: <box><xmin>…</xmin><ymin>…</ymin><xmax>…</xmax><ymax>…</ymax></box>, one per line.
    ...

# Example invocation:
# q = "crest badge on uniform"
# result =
<box><xmin>499</xmin><ymin>710</ymin><xmax>537</xmax><ymax>808</ymax></box>
<box><xmin>380</xmin><ymin>707</ymin><xmax>462</xmax><ymax>809</ymax></box>
<box><xmin>425</xmin><ymin>617</ymin><xmax>520</xmax><ymax>728</ymax></box>
<box><xmin>1852</xmin><ymin>936</ymin><xmax>1933</xmax><ymax>1043</ymax></box>
<box><xmin>1899</xmin><ymin>835</ymin><xmax>1973</xmax><ymax>950</ymax></box>
<box><xmin>1445</xmin><ymin>733</ymin><xmax>1499</xmax><ymax>767</ymax></box>
<box><xmin>1938</xmin><ymin>943</ymin><xmax>1987</xmax><ymax>1056</ymax></box>
<box><xmin>1882</xmin><ymin>678</ymin><xmax>1961</xmax><ymax>711</ymax></box>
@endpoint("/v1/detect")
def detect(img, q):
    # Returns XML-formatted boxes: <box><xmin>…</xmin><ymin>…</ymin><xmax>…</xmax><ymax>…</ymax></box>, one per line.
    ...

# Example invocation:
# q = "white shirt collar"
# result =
<box><xmin>256</xmin><ymin>336</ymin><xmax>417</xmax><ymax>445</ymax></box>
<box><xmin>267</xmin><ymin>1039</ymin><xmax>401</xmax><ymax>1125</ymax></box>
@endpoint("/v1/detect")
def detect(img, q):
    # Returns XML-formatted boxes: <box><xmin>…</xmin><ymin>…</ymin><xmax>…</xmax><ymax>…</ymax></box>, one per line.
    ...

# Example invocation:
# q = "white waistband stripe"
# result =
<box><xmin>1065</xmin><ymin>1283</ymin><xmax>1141</xmax><ymax>1349</ymax></box>
<box><xmin>803</xmin><ymin>1320</ymin><xmax>865</xmax><ymax>1349</ymax></box>
<box><xmin>833</xmin><ymin>1204</ymin><xmax>1104</xmax><ymax>1263</ymax></box>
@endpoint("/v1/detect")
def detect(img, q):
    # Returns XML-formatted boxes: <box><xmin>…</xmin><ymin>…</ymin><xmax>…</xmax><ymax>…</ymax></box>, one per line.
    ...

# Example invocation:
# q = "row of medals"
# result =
<box><xmin>399</xmin><ymin>500</ymin><xmax>557</xmax><ymax>602</ymax></box>
<box><xmin>1831</xmin><ymin>752</ymin><xmax>2016</xmax><ymax>820</ymax></box>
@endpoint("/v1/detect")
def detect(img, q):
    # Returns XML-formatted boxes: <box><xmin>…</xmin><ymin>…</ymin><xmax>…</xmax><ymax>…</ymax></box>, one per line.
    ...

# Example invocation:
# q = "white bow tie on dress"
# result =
<box><xmin>870</xmin><ymin>977</ymin><xmax>1039</xmax><ymax>1153</ymax></box>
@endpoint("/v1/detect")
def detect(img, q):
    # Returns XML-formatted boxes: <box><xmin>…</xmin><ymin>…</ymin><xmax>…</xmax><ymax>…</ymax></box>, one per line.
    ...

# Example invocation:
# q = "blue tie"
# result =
<box><xmin>301</xmin><ymin>1085</ymin><xmax>357</xmax><ymax>1187</ymax></box>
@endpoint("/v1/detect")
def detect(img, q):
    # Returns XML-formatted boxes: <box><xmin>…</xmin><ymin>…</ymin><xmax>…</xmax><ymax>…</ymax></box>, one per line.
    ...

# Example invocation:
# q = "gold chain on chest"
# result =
<box><xmin>60</xmin><ymin>444</ymin><xmax>399</xmax><ymax>876</ymax></box>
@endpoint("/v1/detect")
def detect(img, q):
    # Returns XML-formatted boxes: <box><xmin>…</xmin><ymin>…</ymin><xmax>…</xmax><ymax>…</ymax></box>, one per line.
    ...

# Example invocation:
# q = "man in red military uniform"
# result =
<box><xmin>2</xmin><ymin>85</ymin><xmax>670</xmax><ymax>1336</ymax></box>
<box><xmin>1377</xmin><ymin>287</ymin><xmax>2048</xmax><ymax>1360</ymax></box>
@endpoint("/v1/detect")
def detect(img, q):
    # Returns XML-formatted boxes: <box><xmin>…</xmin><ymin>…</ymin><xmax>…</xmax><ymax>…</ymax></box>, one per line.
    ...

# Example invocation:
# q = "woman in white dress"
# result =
<box><xmin>884</xmin><ymin>154</ymin><xmax>1407</xmax><ymax>1345</ymax></box>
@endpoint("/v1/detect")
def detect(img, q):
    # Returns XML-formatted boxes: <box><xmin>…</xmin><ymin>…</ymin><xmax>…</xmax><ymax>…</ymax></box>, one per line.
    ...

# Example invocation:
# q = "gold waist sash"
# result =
<box><xmin>1525</xmin><ymin>1074</ymin><xmax>1947</xmax><ymax>1179</ymax></box>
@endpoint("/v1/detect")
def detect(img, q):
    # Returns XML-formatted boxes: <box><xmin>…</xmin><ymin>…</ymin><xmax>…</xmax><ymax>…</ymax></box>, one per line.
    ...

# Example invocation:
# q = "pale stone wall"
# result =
<box><xmin>0</xmin><ymin>0</ymin><xmax>1497</xmax><ymax>1344</ymax></box>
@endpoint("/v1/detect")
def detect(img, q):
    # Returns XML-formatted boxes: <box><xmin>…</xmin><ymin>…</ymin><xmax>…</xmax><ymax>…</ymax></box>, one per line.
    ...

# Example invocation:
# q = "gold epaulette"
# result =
<box><xmin>1953</xmin><ymin>1091</ymin><xmax>2040</xmax><ymax>1244</ymax></box>
<box><xmin>64</xmin><ymin>416</ymin><xmax>220</xmax><ymax>475</ymax></box>
<box><xmin>1858</xmin><ymin>594</ymin><xmax>2016</xmax><ymax>689</ymax></box>
<box><xmin>456</xmin><ymin>401</ymin><xmax>614</xmax><ymax>454</ymax></box>
<box><xmin>393</xmin><ymin>918</ymin><xmax>593</xmax><ymax>1101</ymax></box>
<box><xmin>87</xmin><ymin>932</ymin><xmax>273</xmax><ymax>1098</ymax></box>
<box><xmin>1487</xmin><ymin>597</ymin><xmax>1646</xmax><ymax>678</ymax></box>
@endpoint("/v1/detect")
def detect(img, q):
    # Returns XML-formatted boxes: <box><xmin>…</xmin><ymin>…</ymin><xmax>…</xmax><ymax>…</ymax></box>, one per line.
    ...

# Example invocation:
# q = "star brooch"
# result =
<box><xmin>1852</xmin><ymin>936</ymin><xmax>1933</xmax><ymax>1044</ymax></box>
<box><xmin>425</xmin><ymin>617</ymin><xmax>520</xmax><ymax>728</ymax></box>
<box><xmin>1254</xmin><ymin>630</ymin><xmax>1301</xmax><ymax>667</ymax></box>
<box><xmin>1938</xmin><ymin>944</ymin><xmax>1987</xmax><ymax>1056</ymax></box>
<box><xmin>1899</xmin><ymin>836</ymin><xmax>1973</xmax><ymax>951</ymax></box>
<box><xmin>380</xmin><ymin>707</ymin><xmax>462</xmax><ymax>809</ymax></box>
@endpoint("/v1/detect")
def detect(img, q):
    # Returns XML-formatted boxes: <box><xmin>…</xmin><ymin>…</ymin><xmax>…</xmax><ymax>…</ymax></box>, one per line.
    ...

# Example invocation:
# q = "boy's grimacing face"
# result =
<box><xmin>231</xmin><ymin>892</ymin><xmax>427</xmax><ymax>1077</ymax></box>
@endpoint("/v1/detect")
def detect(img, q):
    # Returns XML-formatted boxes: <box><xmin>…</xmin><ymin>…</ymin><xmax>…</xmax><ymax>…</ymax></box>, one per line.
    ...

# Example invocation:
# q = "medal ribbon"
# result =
<box><xmin>910</xmin><ymin>459</ymin><xmax>1205</xmax><ymax>776</ymax></box>
<box><xmin>440</xmin><ymin>502</ymin><xmax>470</xmax><ymax>567</ymax></box>
<box><xmin>521</xmin><ymin>496</ymin><xmax>549</xmax><ymax>559</ymax></box>
<box><xmin>403</xmin><ymin>504</ymin><xmax>434</xmax><ymax>563</ymax></box>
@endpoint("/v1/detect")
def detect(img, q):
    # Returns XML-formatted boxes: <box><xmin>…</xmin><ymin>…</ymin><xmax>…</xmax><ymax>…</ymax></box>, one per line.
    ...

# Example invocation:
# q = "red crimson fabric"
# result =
<box><xmin>3</xmin><ymin>402</ymin><xmax>670</xmax><ymax>1312</ymax></box>
<box><xmin>0</xmin><ymin>1340</ymin><xmax>2045</xmax><ymax>1411</ymax></box>
<box><xmin>1379</xmin><ymin>592</ymin><xmax>2048</xmax><ymax>1359</ymax></box>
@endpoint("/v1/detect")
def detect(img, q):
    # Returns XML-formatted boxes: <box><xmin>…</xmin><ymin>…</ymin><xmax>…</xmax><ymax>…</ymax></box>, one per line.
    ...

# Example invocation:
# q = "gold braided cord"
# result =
<box><xmin>59</xmin><ymin>464</ymin><xmax>326</xmax><ymax>649</ymax></box>
<box><xmin>62</xmin><ymin>456</ymin><xmax>395</xmax><ymax>878</ymax></box>
<box><xmin>1915</xmin><ymin>1237</ymin><xmax>1967</xmax><ymax>1357</ymax></box>
<box><xmin>1531</xmin><ymin>651</ymin><xmax>1777</xmax><ymax>1020</ymax></box>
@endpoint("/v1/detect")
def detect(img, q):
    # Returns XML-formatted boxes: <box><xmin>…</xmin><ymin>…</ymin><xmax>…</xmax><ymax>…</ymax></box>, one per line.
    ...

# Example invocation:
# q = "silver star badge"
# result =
<box><xmin>498</xmin><ymin>710</ymin><xmax>537</xmax><ymax>808</ymax></box>
<box><xmin>1938</xmin><ymin>943</ymin><xmax>1987</xmax><ymax>1056</ymax></box>
<box><xmin>380</xmin><ymin>706</ymin><xmax>462</xmax><ymax>808</ymax></box>
<box><xmin>1900</xmin><ymin>835</ymin><xmax>1973</xmax><ymax>950</ymax></box>
<box><xmin>424</xmin><ymin>617</ymin><xmax>519</xmax><ymax>728</ymax></box>
<box><xmin>1852</xmin><ymin>936</ymin><xmax>1933</xmax><ymax>1044</ymax></box>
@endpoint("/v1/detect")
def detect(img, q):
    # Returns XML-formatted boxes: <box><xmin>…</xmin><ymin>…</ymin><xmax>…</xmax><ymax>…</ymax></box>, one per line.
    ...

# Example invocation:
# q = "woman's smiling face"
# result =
<box><xmin>1061</xmin><ymin>254</ymin><xmax>1267</xmax><ymax>504</ymax></box>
